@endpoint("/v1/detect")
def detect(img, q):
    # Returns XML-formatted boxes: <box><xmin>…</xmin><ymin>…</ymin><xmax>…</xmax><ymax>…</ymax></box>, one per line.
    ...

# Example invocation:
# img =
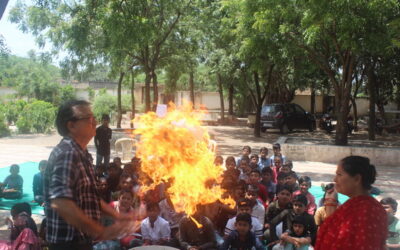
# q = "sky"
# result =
<box><xmin>0</xmin><ymin>0</ymin><xmax>65</xmax><ymax>64</ymax></box>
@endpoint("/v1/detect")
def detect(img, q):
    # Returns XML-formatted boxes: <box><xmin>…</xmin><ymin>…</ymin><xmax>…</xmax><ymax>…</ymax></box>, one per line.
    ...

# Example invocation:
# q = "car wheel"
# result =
<box><xmin>280</xmin><ymin>123</ymin><xmax>289</xmax><ymax>134</ymax></box>
<box><xmin>261</xmin><ymin>127</ymin><xmax>267</xmax><ymax>133</ymax></box>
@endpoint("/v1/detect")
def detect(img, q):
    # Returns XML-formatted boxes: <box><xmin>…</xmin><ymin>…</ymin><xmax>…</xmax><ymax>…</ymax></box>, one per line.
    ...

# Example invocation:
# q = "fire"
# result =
<box><xmin>133</xmin><ymin>102</ymin><xmax>234</xmax><ymax>216</ymax></box>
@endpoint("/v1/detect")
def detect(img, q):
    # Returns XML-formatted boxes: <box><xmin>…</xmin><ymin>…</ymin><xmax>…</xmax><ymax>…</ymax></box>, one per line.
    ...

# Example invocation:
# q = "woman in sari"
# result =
<box><xmin>315</xmin><ymin>156</ymin><xmax>387</xmax><ymax>250</ymax></box>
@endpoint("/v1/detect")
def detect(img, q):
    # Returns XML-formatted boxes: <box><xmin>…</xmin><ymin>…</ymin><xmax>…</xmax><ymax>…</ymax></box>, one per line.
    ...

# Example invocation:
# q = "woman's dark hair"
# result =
<box><xmin>340</xmin><ymin>156</ymin><xmax>376</xmax><ymax>190</ymax></box>
<box><xmin>55</xmin><ymin>100</ymin><xmax>90</xmax><ymax>136</ymax></box>
<box><xmin>298</xmin><ymin>176</ymin><xmax>312</xmax><ymax>186</ymax></box>
<box><xmin>225</xmin><ymin>156</ymin><xmax>236</xmax><ymax>166</ymax></box>
<box><xmin>242</xmin><ymin>145</ymin><xmax>252</xmax><ymax>153</ymax></box>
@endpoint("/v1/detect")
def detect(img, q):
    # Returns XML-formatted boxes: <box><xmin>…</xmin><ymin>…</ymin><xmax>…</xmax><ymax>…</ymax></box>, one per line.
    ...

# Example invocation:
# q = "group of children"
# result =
<box><xmin>1</xmin><ymin>143</ymin><xmax>399</xmax><ymax>250</ymax></box>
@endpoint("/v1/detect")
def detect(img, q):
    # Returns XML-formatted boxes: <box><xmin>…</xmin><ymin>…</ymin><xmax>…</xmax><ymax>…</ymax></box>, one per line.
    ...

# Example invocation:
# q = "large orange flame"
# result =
<box><xmin>133</xmin><ymin>102</ymin><xmax>234</xmax><ymax>216</ymax></box>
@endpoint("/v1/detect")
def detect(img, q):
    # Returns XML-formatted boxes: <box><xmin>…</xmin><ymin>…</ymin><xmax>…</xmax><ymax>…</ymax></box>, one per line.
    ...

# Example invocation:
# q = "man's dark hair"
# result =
<box><xmin>277</xmin><ymin>171</ymin><xmax>289</xmax><ymax>180</ymax></box>
<box><xmin>273</xmin><ymin>143</ymin><xmax>281</xmax><ymax>149</ymax></box>
<box><xmin>101</xmin><ymin>114</ymin><xmax>110</xmax><ymax>121</ymax></box>
<box><xmin>286</xmin><ymin>171</ymin><xmax>298</xmax><ymax>180</ymax></box>
<box><xmin>250</xmin><ymin>169</ymin><xmax>261</xmax><ymax>176</ymax></box>
<box><xmin>380</xmin><ymin>197</ymin><xmax>398</xmax><ymax>212</ymax></box>
<box><xmin>242</xmin><ymin>145</ymin><xmax>252</xmax><ymax>153</ymax></box>
<box><xmin>237</xmin><ymin>198</ymin><xmax>252</xmax><ymax>208</ymax></box>
<box><xmin>259</xmin><ymin>147</ymin><xmax>268</xmax><ymax>153</ymax></box>
<box><xmin>236</xmin><ymin>212</ymin><xmax>252</xmax><ymax>226</ymax></box>
<box><xmin>278</xmin><ymin>184</ymin><xmax>293</xmax><ymax>194</ymax></box>
<box><xmin>55</xmin><ymin>100</ymin><xmax>90</xmax><ymax>136</ymax></box>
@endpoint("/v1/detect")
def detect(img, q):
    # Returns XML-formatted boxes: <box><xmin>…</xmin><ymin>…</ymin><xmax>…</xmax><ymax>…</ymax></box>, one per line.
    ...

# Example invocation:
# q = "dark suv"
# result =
<box><xmin>260</xmin><ymin>103</ymin><xmax>316</xmax><ymax>134</ymax></box>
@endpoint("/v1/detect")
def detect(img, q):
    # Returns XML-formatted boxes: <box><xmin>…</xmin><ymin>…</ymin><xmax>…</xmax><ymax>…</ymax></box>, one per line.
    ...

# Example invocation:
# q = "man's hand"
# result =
<box><xmin>97</xmin><ymin>220</ymin><xmax>139</xmax><ymax>241</ymax></box>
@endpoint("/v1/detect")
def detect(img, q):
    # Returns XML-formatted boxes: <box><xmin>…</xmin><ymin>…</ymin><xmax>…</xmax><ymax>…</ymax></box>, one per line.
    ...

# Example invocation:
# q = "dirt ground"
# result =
<box><xmin>0</xmin><ymin>124</ymin><xmax>399</xmax><ymax>240</ymax></box>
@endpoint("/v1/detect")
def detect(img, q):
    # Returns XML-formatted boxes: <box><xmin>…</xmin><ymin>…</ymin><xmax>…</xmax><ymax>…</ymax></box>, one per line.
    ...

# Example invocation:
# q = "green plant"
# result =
<box><xmin>0</xmin><ymin>104</ymin><xmax>10</xmax><ymax>137</ymax></box>
<box><xmin>16</xmin><ymin>100</ymin><xmax>56</xmax><ymax>133</ymax></box>
<box><xmin>93</xmin><ymin>93</ymin><xmax>116</xmax><ymax>121</ymax></box>
<box><xmin>4</xmin><ymin>99</ymin><xmax>27</xmax><ymax>124</ymax></box>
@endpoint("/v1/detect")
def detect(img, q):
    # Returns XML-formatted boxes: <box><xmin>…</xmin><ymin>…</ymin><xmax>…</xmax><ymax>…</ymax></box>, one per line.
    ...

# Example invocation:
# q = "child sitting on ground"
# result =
<box><xmin>239</xmin><ymin>159</ymin><xmax>251</xmax><ymax>183</ymax></box>
<box><xmin>279</xmin><ymin>160</ymin><xmax>293</xmax><ymax>174</ymax></box>
<box><xmin>32</xmin><ymin>160</ymin><xmax>47</xmax><ymax>204</ymax></box>
<box><xmin>0</xmin><ymin>164</ymin><xmax>23</xmax><ymax>199</ymax></box>
<box><xmin>140</xmin><ymin>202</ymin><xmax>171</xmax><ymax>246</ymax></box>
<box><xmin>179</xmin><ymin>204</ymin><xmax>217</xmax><ymax>250</ymax></box>
<box><xmin>220</xmin><ymin>213</ymin><xmax>264</xmax><ymax>250</ymax></box>
<box><xmin>214</xmin><ymin>155</ymin><xmax>224</xmax><ymax>167</ymax></box>
<box><xmin>225</xmin><ymin>198</ymin><xmax>264</xmax><ymax>240</ymax></box>
<box><xmin>0</xmin><ymin>203</ymin><xmax>40</xmax><ymax>250</ymax></box>
<box><xmin>258</xmin><ymin>147</ymin><xmax>271</xmax><ymax>170</ymax></box>
<box><xmin>248</xmin><ymin>169</ymin><xmax>268</xmax><ymax>203</ymax></box>
<box><xmin>314</xmin><ymin>183</ymin><xmax>339</xmax><ymax>227</ymax></box>
<box><xmin>107</xmin><ymin>163</ymin><xmax>122</xmax><ymax>193</ymax></box>
<box><xmin>293</xmin><ymin>176</ymin><xmax>316</xmax><ymax>215</ymax></box>
<box><xmin>265</xmin><ymin>185</ymin><xmax>293</xmax><ymax>244</ymax></box>
<box><xmin>98</xmin><ymin>177</ymin><xmax>112</xmax><ymax>203</ymax></box>
<box><xmin>95</xmin><ymin>163</ymin><xmax>107</xmax><ymax>180</ymax></box>
<box><xmin>245</xmin><ymin>185</ymin><xmax>265</xmax><ymax>225</ymax></box>
<box><xmin>250</xmin><ymin>154</ymin><xmax>259</xmax><ymax>167</ymax></box>
<box><xmin>237</xmin><ymin>146</ymin><xmax>252</xmax><ymax>167</ymax></box>
<box><xmin>276</xmin><ymin>172</ymin><xmax>289</xmax><ymax>195</ymax></box>
<box><xmin>269</xmin><ymin>143</ymin><xmax>286</xmax><ymax>165</ymax></box>
<box><xmin>271</xmin><ymin>156</ymin><xmax>283</xmax><ymax>183</ymax></box>
<box><xmin>380</xmin><ymin>197</ymin><xmax>400</xmax><ymax>249</ymax></box>
<box><xmin>260</xmin><ymin>167</ymin><xmax>276</xmax><ymax>203</ymax></box>
<box><xmin>273</xmin><ymin>215</ymin><xmax>312</xmax><ymax>250</ymax></box>
<box><xmin>284</xmin><ymin>171</ymin><xmax>299</xmax><ymax>192</ymax></box>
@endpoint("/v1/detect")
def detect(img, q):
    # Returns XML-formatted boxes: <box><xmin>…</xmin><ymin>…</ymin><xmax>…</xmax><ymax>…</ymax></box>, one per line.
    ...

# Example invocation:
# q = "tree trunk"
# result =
<box><xmin>310</xmin><ymin>85</ymin><xmax>316</xmax><ymax>114</ymax></box>
<box><xmin>152</xmin><ymin>69</ymin><xmax>158</xmax><ymax>111</ymax></box>
<box><xmin>367</xmin><ymin>64</ymin><xmax>376</xmax><ymax>140</ymax></box>
<box><xmin>189</xmin><ymin>71</ymin><xmax>195</xmax><ymax>108</ymax></box>
<box><xmin>228</xmin><ymin>83</ymin><xmax>234</xmax><ymax>115</ymax></box>
<box><xmin>145</xmin><ymin>70</ymin><xmax>151</xmax><ymax>112</ymax></box>
<box><xmin>253</xmin><ymin>71</ymin><xmax>262</xmax><ymax>138</ymax></box>
<box><xmin>377</xmin><ymin>102</ymin><xmax>387</xmax><ymax>125</ymax></box>
<box><xmin>350</xmin><ymin>97</ymin><xmax>358</xmax><ymax>130</ymax></box>
<box><xmin>335</xmin><ymin>93</ymin><xmax>350</xmax><ymax>145</ymax></box>
<box><xmin>117</xmin><ymin>71</ymin><xmax>125</xmax><ymax>129</ymax></box>
<box><xmin>217</xmin><ymin>73</ymin><xmax>225</xmax><ymax>123</ymax></box>
<box><xmin>130</xmin><ymin>71</ymin><xmax>135</xmax><ymax>128</ymax></box>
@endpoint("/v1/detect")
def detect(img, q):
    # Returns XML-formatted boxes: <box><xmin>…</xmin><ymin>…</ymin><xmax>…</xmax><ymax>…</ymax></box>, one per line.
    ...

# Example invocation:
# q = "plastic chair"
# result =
<box><xmin>115</xmin><ymin>138</ymin><xmax>136</xmax><ymax>162</ymax></box>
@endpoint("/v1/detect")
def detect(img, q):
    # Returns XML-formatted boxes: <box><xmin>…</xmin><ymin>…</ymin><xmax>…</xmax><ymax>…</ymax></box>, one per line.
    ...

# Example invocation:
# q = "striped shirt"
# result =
<box><xmin>43</xmin><ymin>137</ymin><xmax>101</xmax><ymax>243</ymax></box>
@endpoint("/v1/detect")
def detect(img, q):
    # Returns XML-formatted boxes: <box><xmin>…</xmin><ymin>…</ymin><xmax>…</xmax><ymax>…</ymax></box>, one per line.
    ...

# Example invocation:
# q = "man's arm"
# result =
<box><xmin>51</xmin><ymin>198</ymin><xmax>131</xmax><ymax>240</ymax></box>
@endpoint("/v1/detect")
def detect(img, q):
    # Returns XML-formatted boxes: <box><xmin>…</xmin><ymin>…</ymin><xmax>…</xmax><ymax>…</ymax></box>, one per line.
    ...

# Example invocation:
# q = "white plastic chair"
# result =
<box><xmin>115</xmin><ymin>137</ymin><xmax>136</xmax><ymax>162</ymax></box>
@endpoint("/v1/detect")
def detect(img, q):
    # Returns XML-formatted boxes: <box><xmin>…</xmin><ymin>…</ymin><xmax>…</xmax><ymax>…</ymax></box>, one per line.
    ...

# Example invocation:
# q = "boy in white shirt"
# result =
<box><xmin>141</xmin><ymin>202</ymin><xmax>171</xmax><ymax>245</ymax></box>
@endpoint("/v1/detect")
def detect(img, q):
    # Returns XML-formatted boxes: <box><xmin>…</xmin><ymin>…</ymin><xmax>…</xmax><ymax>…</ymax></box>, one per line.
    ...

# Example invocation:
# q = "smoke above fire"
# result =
<box><xmin>133</xmin><ymin>103</ymin><xmax>234</xmax><ymax>216</ymax></box>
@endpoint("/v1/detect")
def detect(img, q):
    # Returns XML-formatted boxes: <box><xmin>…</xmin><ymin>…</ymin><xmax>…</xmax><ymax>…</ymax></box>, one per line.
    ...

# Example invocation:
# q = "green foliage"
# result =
<box><xmin>59</xmin><ymin>85</ymin><xmax>77</xmax><ymax>103</ymax></box>
<box><xmin>16</xmin><ymin>100</ymin><xmax>56</xmax><ymax>134</ymax></box>
<box><xmin>4</xmin><ymin>99</ymin><xmax>27</xmax><ymax>124</ymax></box>
<box><xmin>0</xmin><ymin>104</ymin><xmax>10</xmax><ymax>137</ymax></box>
<box><xmin>93</xmin><ymin>92</ymin><xmax>116</xmax><ymax>122</ymax></box>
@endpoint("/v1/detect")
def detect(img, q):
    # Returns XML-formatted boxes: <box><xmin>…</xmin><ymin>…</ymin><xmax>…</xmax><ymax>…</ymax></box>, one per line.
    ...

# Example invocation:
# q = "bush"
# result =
<box><xmin>16</xmin><ymin>100</ymin><xmax>56</xmax><ymax>133</ymax></box>
<box><xmin>4</xmin><ymin>99</ymin><xmax>27</xmax><ymax>125</ymax></box>
<box><xmin>0</xmin><ymin>104</ymin><xmax>10</xmax><ymax>137</ymax></box>
<box><xmin>93</xmin><ymin>93</ymin><xmax>116</xmax><ymax>121</ymax></box>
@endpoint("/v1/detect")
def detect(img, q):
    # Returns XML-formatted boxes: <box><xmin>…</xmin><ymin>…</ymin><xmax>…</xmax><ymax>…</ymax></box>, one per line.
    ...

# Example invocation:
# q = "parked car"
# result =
<box><xmin>260</xmin><ymin>103</ymin><xmax>316</xmax><ymax>134</ymax></box>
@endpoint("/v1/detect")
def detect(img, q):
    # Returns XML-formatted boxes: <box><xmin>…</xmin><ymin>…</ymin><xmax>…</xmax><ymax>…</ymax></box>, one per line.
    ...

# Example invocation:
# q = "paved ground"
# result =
<box><xmin>0</xmin><ymin>125</ymin><xmax>399</xmax><ymax>240</ymax></box>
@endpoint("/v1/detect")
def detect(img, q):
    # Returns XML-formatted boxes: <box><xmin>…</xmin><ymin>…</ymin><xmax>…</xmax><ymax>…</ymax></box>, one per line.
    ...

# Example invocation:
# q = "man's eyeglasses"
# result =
<box><xmin>70</xmin><ymin>115</ymin><xmax>96</xmax><ymax>122</ymax></box>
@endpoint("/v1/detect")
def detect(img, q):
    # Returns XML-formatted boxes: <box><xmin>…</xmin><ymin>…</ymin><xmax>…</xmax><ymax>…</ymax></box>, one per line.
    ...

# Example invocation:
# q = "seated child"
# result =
<box><xmin>250</xmin><ymin>154</ymin><xmax>259</xmax><ymax>167</ymax></box>
<box><xmin>0</xmin><ymin>164</ymin><xmax>23</xmax><ymax>199</ymax></box>
<box><xmin>0</xmin><ymin>203</ymin><xmax>40</xmax><ymax>250</ymax></box>
<box><xmin>279</xmin><ymin>160</ymin><xmax>293</xmax><ymax>174</ymax></box>
<box><xmin>220</xmin><ymin>213</ymin><xmax>264</xmax><ymax>250</ymax></box>
<box><xmin>107</xmin><ymin>163</ymin><xmax>122</xmax><ymax>193</ymax></box>
<box><xmin>111</xmin><ymin>173</ymin><xmax>135</xmax><ymax>201</ymax></box>
<box><xmin>284</xmin><ymin>171</ymin><xmax>299</xmax><ymax>192</ymax></box>
<box><xmin>293</xmin><ymin>176</ymin><xmax>316</xmax><ymax>215</ymax></box>
<box><xmin>110</xmin><ymin>189</ymin><xmax>135</xmax><ymax>214</ymax></box>
<box><xmin>245</xmin><ymin>185</ymin><xmax>265</xmax><ymax>225</ymax></box>
<box><xmin>32</xmin><ymin>160</ymin><xmax>47</xmax><ymax>204</ymax></box>
<box><xmin>95</xmin><ymin>163</ymin><xmax>107</xmax><ymax>180</ymax></box>
<box><xmin>224</xmin><ymin>198</ymin><xmax>264</xmax><ymax>240</ymax></box>
<box><xmin>275</xmin><ymin>172</ymin><xmax>289</xmax><ymax>195</ymax></box>
<box><xmin>258</xmin><ymin>147</ymin><xmax>271</xmax><ymax>169</ymax></box>
<box><xmin>179</xmin><ymin>204</ymin><xmax>217</xmax><ymax>250</ymax></box>
<box><xmin>269</xmin><ymin>194</ymin><xmax>317</xmax><ymax>246</ymax></box>
<box><xmin>225</xmin><ymin>156</ymin><xmax>237</xmax><ymax>171</ymax></box>
<box><xmin>314</xmin><ymin>183</ymin><xmax>339</xmax><ymax>227</ymax></box>
<box><xmin>113</xmin><ymin>157</ymin><xmax>123</xmax><ymax>169</ymax></box>
<box><xmin>269</xmin><ymin>143</ymin><xmax>286</xmax><ymax>165</ymax></box>
<box><xmin>214</xmin><ymin>155</ymin><xmax>224</xmax><ymax>167</ymax></box>
<box><xmin>265</xmin><ymin>185</ymin><xmax>293</xmax><ymax>243</ymax></box>
<box><xmin>248</xmin><ymin>169</ymin><xmax>268</xmax><ymax>203</ymax></box>
<box><xmin>141</xmin><ymin>202</ymin><xmax>171</xmax><ymax>245</ymax></box>
<box><xmin>273</xmin><ymin>215</ymin><xmax>312</xmax><ymax>250</ymax></box>
<box><xmin>380</xmin><ymin>197</ymin><xmax>400</xmax><ymax>250</ymax></box>
<box><xmin>98</xmin><ymin>177</ymin><xmax>111</xmax><ymax>203</ymax></box>
<box><xmin>237</xmin><ymin>146</ymin><xmax>252</xmax><ymax>167</ymax></box>
<box><xmin>271</xmin><ymin>156</ymin><xmax>283</xmax><ymax>183</ymax></box>
<box><xmin>239</xmin><ymin>160</ymin><xmax>251</xmax><ymax>183</ymax></box>
<box><xmin>260</xmin><ymin>167</ymin><xmax>276</xmax><ymax>203</ymax></box>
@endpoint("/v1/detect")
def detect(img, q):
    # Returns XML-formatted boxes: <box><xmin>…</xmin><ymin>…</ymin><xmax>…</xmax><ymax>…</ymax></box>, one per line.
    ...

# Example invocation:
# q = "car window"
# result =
<box><xmin>262</xmin><ymin>105</ymin><xmax>281</xmax><ymax>113</ymax></box>
<box><xmin>294</xmin><ymin>104</ymin><xmax>305</xmax><ymax>114</ymax></box>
